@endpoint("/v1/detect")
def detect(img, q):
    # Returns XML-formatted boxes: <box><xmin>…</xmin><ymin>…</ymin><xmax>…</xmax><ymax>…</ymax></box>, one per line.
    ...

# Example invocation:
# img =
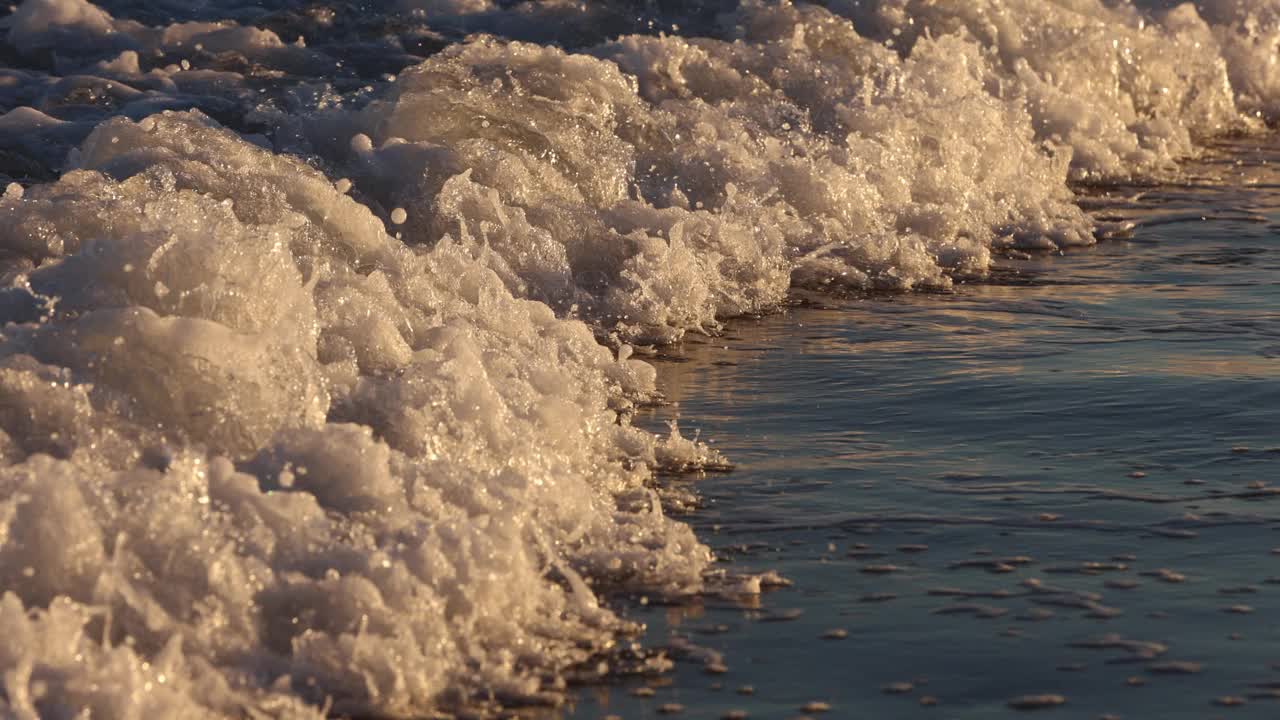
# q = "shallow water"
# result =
<box><xmin>566</xmin><ymin>139</ymin><xmax>1280</xmax><ymax>718</ymax></box>
<box><xmin>4</xmin><ymin>0</ymin><xmax>1280</xmax><ymax>716</ymax></box>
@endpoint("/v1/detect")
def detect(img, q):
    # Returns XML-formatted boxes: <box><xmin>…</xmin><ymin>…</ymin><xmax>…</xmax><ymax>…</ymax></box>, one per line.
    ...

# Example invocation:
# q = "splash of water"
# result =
<box><xmin>0</xmin><ymin>0</ymin><xmax>1276</xmax><ymax>716</ymax></box>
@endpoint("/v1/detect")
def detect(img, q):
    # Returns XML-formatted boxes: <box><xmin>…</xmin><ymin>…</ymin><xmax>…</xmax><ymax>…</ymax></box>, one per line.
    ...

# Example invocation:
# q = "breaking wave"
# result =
<box><xmin>0</xmin><ymin>0</ymin><xmax>1275</xmax><ymax>716</ymax></box>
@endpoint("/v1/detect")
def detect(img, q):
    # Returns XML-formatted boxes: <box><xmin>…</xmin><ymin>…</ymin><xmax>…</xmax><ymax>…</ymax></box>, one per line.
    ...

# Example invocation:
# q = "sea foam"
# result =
<box><xmin>0</xmin><ymin>0</ymin><xmax>1276</xmax><ymax>716</ymax></box>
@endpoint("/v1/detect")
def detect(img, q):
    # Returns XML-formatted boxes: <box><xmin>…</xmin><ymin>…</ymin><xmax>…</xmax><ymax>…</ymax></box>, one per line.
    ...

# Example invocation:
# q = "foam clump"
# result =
<box><xmin>296</xmin><ymin>3</ymin><xmax>1097</xmax><ymax>343</ymax></box>
<box><xmin>8</xmin><ymin>0</ymin><xmax>317</xmax><ymax>65</ymax></box>
<box><xmin>0</xmin><ymin>110</ymin><xmax>713</xmax><ymax>717</ymax></box>
<box><xmin>1</xmin><ymin>0</ymin><xmax>1279</xmax><ymax>716</ymax></box>
<box><xmin>8</xmin><ymin>0</ymin><xmax>123</xmax><ymax>56</ymax></box>
<box><xmin>833</xmin><ymin>0</ymin><xmax>1267</xmax><ymax>180</ymax></box>
<box><xmin>311</xmin><ymin>36</ymin><xmax>793</xmax><ymax>343</ymax></box>
<box><xmin>0</xmin><ymin>0</ymin><xmax>355</xmax><ymax>179</ymax></box>
<box><xmin>1197</xmin><ymin>0</ymin><xmax>1280</xmax><ymax>122</ymax></box>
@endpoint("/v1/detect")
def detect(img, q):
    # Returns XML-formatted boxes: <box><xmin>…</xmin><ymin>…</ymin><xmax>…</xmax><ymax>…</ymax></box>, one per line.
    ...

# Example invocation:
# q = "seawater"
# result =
<box><xmin>571</xmin><ymin>138</ymin><xmax>1280</xmax><ymax>718</ymax></box>
<box><xmin>0</xmin><ymin>0</ymin><xmax>1279</xmax><ymax>717</ymax></box>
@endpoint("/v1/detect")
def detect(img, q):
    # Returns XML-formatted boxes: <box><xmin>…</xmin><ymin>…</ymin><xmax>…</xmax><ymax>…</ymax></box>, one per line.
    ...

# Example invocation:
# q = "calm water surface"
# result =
<box><xmin>566</xmin><ymin>140</ymin><xmax>1280</xmax><ymax>719</ymax></box>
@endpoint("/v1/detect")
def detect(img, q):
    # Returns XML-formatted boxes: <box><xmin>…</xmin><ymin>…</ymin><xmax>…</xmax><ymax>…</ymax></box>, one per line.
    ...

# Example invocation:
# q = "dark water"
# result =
<box><xmin>565</xmin><ymin>140</ymin><xmax>1280</xmax><ymax>719</ymax></box>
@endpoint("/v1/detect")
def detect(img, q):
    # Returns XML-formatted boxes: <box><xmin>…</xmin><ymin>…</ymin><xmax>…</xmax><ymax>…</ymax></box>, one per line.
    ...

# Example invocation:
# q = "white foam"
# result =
<box><xmin>0</xmin><ymin>0</ymin><xmax>1277</xmax><ymax>716</ymax></box>
<box><xmin>0</xmin><ymin>110</ymin><xmax>715</xmax><ymax>717</ymax></box>
<box><xmin>307</xmin><ymin>4</ymin><xmax>1092</xmax><ymax>341</ymax></box>
<box><xmin>833</xmin><ymin>0</ymin><xmax>1261</xmax><ymax>179</ymax></box>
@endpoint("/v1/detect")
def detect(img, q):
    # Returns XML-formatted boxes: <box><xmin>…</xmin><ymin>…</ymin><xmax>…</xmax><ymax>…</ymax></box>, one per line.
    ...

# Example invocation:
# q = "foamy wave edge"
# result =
<box><xmin>0</xmin><ymin>0</ymin><xmax>1275</xmax><ymax>716</ymax></box>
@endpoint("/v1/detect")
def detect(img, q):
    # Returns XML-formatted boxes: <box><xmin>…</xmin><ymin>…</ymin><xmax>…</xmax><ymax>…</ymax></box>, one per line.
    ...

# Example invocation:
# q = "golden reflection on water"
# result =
<box><xmin>653</xmin><ymin>266</ymin><xmax>1277</xmax><ymax>408</ymax></box>
<box><xmin>1160</xmin><ymin>354</ymin><xmax>1280</xmax><ymax>378</ymax></box>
